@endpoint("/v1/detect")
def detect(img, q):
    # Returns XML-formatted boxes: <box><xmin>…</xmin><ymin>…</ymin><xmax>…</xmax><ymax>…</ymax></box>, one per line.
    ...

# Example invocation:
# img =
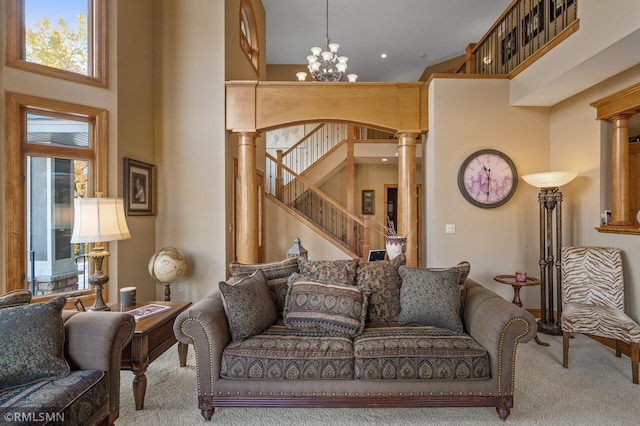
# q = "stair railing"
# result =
<box><xmin>266</xmin><ymin>152</ymin><xmax>369</xmax><ymax>257</ymax></box>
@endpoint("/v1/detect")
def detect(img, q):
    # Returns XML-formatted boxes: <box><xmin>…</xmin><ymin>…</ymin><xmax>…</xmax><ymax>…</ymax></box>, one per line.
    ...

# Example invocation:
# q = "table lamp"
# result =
<box><xmin>70</xmin><ymin>197</ymin><xmax>131</xmax><ymax>311</ymax></box>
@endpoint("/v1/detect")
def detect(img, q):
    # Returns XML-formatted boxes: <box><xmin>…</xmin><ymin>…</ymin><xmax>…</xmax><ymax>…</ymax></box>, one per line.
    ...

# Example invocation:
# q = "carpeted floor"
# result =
<box><xmin>118</xmin><ymin>333</ymin><xmax>640</xmax><ymax>425</ymax></box>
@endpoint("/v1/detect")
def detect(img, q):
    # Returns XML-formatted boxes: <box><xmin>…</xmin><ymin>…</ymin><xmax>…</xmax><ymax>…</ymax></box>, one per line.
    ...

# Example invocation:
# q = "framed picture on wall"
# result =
<box><xmin>362</xmin><ymin>190</ymin><xmax>375</xmax><ymax>215</ymax></box>
<box><xmin>124</xmin><ymin>157</ymin><xmax>156</xmax><ymax>216</ymax></box>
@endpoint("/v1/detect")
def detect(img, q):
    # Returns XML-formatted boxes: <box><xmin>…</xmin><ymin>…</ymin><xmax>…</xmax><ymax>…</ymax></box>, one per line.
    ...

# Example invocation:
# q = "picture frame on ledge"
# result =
<box><xmin>124</xmin><ymin>157</ymin><xmax>156</xmax><ymax>216</ymax></box>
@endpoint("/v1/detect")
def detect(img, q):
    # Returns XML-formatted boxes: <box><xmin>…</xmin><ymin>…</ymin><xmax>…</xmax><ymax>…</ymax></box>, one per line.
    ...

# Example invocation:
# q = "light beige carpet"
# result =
<box><xmin>118</xmin><ymin>334</ymin><xmax>640</xmax><ymax>425</ymax></box>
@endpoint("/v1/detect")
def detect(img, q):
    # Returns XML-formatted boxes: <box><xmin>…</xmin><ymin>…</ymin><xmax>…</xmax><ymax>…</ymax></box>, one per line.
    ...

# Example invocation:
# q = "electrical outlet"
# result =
<box><xmin>445</xmin><ymin>224</ymin><xmax>456</xmax><ymax>234</ymax></box>
<box><xmin>178</xmin><ymin>283</ymin><xmax>184</xmax><ymax>292</ymax></box>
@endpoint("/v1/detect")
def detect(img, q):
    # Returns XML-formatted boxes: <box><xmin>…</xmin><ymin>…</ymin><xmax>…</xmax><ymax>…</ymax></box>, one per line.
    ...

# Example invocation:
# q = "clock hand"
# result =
<box><xmin>486</xmin><ymin>168</ymin><xmax>491</xmax><ymax>201</ymax></box>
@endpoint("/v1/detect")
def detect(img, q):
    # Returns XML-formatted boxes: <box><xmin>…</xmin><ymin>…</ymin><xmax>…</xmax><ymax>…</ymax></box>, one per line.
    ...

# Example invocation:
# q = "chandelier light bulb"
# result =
<box><xmin>347</xmin><ymin>74</ymin><xmax>358</xmax><ymax>82</ymax></box>
<box><xmin>311</xmin><ymin>46</ymin><xmax>322</xmax><ymax>56</ymax></box>
<box><xmin>328</xmin><ymin>43</ymin><xmax>340</xmax><ymax>53</ymax></box>
<box><xmin>310</xmin><ymin>62</ymin><xmax>321</xmax><ymax>71</ymax></box>
<box><xmin>296</xmin><ymin>72</ymin><xmax>307</xmax><ymax>81</ymax></box>
<box><xmin>337</xmin><ymin>56</ymin><xmax>348</xmax><ymax>64</ymax></box>
<box><xmin>307</xmin><ymin>55</ymin><xmax>317</xmax><ymax>64</ymax></box>
<box><xmin>336</xmin><ymin>62</ymin><xmax>347</xmax><ymax>72</ymax></box>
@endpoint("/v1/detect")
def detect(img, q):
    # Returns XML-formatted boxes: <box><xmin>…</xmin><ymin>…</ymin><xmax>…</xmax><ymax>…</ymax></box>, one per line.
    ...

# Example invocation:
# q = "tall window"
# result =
<box><xmin>5</xmin><ymin>0</ymin><xmax>107</xmax><ymax>87</ymax></box>
<box><xmin>5</xmin><ymin>93</ymin><xmax>107</xmax><ymax>297</ymax></box>
<box><xmin>240</xmin><ymin>0</ymin><xmax>259</xmax><ymax>75</ymax></box>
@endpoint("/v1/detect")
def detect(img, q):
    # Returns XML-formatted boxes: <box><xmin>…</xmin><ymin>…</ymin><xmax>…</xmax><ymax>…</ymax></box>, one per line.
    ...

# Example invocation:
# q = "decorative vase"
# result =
<box><xmin>385</xmin><ymin>236</ymin><xmax>406</xmax><ymax>260</ymax></box>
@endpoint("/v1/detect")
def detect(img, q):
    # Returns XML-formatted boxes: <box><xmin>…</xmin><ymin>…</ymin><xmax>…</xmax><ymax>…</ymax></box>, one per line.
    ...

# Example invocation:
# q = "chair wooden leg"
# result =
<box><xmin>615</xmin><ymin>339</ymin><xmax>623</xmax><ymax>357</ymax></box>
<box><xmin>632</xmin><ymin>342</ymin><xmax>639</xmax><ymax>385</ymax></box>
<box><xmin>562</xmin><ymin>331</ymin><xmax>570</xmax><ymax>368</ymax></box>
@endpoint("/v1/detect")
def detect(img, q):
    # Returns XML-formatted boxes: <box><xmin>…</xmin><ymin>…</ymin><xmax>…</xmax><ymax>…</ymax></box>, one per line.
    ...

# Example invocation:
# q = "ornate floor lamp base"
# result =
<box><xmin>537</xmin><ymin>319</ymin><xmax>562</xmax><ymax>336</ymax></box>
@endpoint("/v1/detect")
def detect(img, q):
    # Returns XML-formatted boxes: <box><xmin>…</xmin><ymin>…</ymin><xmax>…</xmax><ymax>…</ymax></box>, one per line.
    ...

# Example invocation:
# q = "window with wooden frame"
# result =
<box><xmin>5</xmin><ymin>92</ymin><xmax>107</xmax><ymax>301</ymax></box>
<box><xmin>240</xmin><ymin>0</ymin><xmax>259</xmax><ymax>75</ymax></box>
<box><xmin>5</xmin><ymin>0</ymin><xmax>107</xmax><ymax>87</ymax></box>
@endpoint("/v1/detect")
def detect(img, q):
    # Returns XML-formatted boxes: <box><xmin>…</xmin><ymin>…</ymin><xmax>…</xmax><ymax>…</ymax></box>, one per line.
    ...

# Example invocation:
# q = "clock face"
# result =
<box><xmin>458</xmin><ymin>149</ymin><xmax>518</xmax><ymax>208</ymax></box>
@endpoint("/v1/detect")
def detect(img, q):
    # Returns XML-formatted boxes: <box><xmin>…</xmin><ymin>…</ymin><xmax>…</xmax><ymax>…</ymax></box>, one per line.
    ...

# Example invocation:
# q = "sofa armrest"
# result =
<box><xmin>63</xmin><ymin>311</ymin><xmax>136</xmax><ymax>419</ymax></box>
<box><xmin>173</xmin><ymin>284</ymin><xmax>230</xmax><ymax>398</ymax></box>
<box><xmin>463</xmin><ymin>279</ymin><xmax>536</xmax><ymax>397</ymax></box>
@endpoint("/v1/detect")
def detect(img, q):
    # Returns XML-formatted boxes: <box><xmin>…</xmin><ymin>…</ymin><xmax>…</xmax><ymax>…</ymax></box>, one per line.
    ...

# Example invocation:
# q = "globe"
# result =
<box><xmin>148</xmin><ymin>247</ymin><xmax>187</xmax><ymax>284</ymax></box>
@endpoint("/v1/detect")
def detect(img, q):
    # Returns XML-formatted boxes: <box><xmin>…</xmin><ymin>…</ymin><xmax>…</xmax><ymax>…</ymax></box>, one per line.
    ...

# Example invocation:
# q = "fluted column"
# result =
<box><xmin>236</xmin><ymin>132</ymin><xmax>259</xmax><ymax>263</ymax></box>
<box><xmin>610</xmin><ymin>115</ymin><xmax>633</xmax><ymax>225</ymax></box>
<box><xmin>397</xmin><ymin>132</ymin><xmax>418</xmax><ymax>267</ymax></box>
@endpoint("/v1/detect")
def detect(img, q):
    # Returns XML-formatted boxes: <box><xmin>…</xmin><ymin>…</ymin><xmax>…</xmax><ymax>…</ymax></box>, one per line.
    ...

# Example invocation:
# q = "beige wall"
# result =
<box><xmin>425</xmin><ymin>78</ymin><xmax>550</xmax><ymax>306</ymax></box>
<box><xmin>154</xmin><ymin>0</ymin><xmax>227</xmax><ymax>302</ymax></box>
<box><xmin>115</xmin><ymin>0</ymin><xmax>156</xmax><ymax>304</ymax></box>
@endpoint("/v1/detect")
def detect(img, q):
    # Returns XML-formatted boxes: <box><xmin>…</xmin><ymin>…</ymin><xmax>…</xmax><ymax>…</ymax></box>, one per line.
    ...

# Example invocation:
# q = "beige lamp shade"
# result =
<box><xmin>70</xmin><ymin>197</ymin><xmax>131</xmax><ymax>243</ymax></box>
<box><xmin>521</xmin><ymin>171</ymin><xmax>577</xmax><ymax>188</ymax></box>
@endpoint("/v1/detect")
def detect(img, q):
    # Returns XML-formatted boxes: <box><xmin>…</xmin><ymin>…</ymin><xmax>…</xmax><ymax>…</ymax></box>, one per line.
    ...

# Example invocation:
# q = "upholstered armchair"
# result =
<box><xmin>560</xmin><ymin>246</ymin><xmax>640</xmax><ymax>384</ymax></box>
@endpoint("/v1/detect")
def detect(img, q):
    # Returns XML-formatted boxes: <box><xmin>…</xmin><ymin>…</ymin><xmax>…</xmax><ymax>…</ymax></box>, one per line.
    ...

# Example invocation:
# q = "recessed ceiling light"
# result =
<box><xmin>380</xmin><ymin>53</ymin><xmax>387</xmax><ymax>59</ymax></box>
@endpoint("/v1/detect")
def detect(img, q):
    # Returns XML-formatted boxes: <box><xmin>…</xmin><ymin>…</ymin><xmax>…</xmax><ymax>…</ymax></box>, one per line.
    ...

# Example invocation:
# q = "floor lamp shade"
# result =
<box><xmin>71</xmin><ymin>198</ymin><xmax>131</xmax><ymax>243</ymax></box>
<box><xmin>70</xmin><ymin>197</ymin><xmax>131</xmax><ymax>311</ymax></box>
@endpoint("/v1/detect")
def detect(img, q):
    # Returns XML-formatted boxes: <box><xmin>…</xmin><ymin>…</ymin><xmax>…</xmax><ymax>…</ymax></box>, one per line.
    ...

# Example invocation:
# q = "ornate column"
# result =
<box><xmin>236</xmin><ymin>131</ymin><xmax>259</xmax><ymax>263</ymax></box>
<box><xmin>610</xmin><ymin>114</ymin><xmax>633</xmax><ymax>225</ymax></box>
<box><xmin>397</xmin><ymin>132</ymin><xmax>418</xmax><ymax>267</ymax></box>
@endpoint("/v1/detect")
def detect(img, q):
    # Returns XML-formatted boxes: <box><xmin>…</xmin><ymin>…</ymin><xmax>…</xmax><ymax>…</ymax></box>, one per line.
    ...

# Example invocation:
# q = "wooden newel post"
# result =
<box><xmin>361</xmin><ymin>215</ymin><xmax>371</xmax><ymax>261</ymax></box>
<box><xmin>465</xmin><ymin>43</ymin><xmax>477</xmax><ymax>74</ymax></box>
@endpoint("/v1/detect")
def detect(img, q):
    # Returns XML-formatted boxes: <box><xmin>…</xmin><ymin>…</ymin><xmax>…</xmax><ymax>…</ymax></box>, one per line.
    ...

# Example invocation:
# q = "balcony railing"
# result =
<box><xmin>458</xmin><ymin>0</ymin><xmax>578</xmax><ymax>75</ymax></box>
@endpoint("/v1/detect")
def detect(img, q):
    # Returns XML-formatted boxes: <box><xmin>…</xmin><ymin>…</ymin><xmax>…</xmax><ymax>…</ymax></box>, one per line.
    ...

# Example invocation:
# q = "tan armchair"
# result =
<box><xmin>560</xmin><ymin>246</ymin><xmax>640</xmax><ymax>384</ymax></box>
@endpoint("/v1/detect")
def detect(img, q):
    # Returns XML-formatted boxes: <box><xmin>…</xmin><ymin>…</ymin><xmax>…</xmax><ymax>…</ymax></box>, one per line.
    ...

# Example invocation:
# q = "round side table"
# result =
<box><xmin>493</xmin><ymin>274</ymin><xmax>540</xmax><ymax>307</ymax></box>
<box><xmin>493</xmin><ymin>274</ymin><xmax>549</xmax><ymax>346</ymax></box>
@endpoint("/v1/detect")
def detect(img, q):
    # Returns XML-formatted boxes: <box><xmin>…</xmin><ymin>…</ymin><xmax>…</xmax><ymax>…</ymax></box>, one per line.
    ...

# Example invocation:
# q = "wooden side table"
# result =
<box><xmin>117</xmin><ymin>300</ymin><xmax>192</xmax><ymax>409</ymax></box>
<box><xmin>493</xmin><ymin>274</ymin><xmax>549</xmax><ymax>346</ymax></box>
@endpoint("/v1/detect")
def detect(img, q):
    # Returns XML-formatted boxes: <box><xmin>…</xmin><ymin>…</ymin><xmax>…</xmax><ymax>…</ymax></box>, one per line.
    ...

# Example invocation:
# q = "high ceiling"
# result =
<box><xmin>263</xmin><ymin>0</ymin><xmax>513</xmax><ymax>82</ymax></box>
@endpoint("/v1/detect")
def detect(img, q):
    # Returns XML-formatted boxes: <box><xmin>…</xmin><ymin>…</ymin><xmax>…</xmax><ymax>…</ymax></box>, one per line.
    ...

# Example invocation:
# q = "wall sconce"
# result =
<box><xmin>296</xmin><ymin>72</ymin><xmax>307</xmax><ymax>81</ymax></box>
<box><xmin>347</xmin><ymin>74</ymin><xmax>358</xmax><ymax>82</ymax></box>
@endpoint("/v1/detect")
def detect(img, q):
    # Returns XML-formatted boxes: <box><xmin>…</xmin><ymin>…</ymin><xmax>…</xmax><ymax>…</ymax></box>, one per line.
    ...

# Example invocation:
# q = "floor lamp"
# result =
<box><xmin>71</xmin><ymin>197</ymin><xmax>131</xmax><ymax>311</ymax></box>
<box><xmin>522</xmin><ymin>171</ymin><xmax>577</xmax><ymax>335</ymax></box>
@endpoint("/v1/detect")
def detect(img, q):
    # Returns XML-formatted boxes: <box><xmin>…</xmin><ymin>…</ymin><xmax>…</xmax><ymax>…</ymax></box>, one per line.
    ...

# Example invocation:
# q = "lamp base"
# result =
<box><xmin>87</xmin><ymin>283</ymin><xmax>110</xmax><ymax>311</ymax></box>
<box><xmin>537</xmin><ymin>318</ymin><xmax>562</xmax><ymax>335</ymax></box>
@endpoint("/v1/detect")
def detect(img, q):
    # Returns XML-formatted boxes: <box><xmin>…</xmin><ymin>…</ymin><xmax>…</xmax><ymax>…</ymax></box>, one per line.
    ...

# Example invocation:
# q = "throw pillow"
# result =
<box><xmin>283</xmin><ymin>273</ymin><xmax>370</xmax><ymax>337</ymax></box>
<box><xmin>398</xmin><ymin>266</ymin><xmax>464</xmax><ymax>333</ymax></box>
<box><xmin>228</xmin><ymin>257</ymin><xmax>299</xmax><ymax>313</ymax></box>
<box><xmin>429</xmin><ymin>261</ymin><xmax>470</xmax><ymax>319</ymax></box>
<box><xmin>0</xmin><ymin>295</ymin><xmax>70</xmax><ymax>391</ymax></box>
<box><xmin>355</xmin><ymin>254</ymin><xmax>406</xmax><ymax>323</ymax></box>
<box><xmin>219</xmin><ymin>269</ymin><xmax>278</xmax><ymax>341</ymax></box>
<box><xmin>297</xmin><ymin>258</ymin><xmax>359</xmax><ymax>286</ymax></box>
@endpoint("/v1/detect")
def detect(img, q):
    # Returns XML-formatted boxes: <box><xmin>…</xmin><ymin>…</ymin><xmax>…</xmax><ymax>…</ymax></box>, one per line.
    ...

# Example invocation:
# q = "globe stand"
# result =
<box><xmin>163</xmin><ymin>283</ymin><xmax>171</xmax><ymax>301</ymax></box>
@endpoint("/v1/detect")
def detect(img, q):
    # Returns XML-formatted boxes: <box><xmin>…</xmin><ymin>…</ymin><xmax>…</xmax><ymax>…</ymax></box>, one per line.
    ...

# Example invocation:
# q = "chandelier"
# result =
<box><xmin>296</xmin><ymin>0</ymin><xmax>357</xmax><ymax>82</ymax></box>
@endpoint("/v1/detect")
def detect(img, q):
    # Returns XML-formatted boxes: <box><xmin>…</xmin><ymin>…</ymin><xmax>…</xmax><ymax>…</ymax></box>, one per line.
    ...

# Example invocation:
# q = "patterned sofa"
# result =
<box><xmin>0</xmin><ymin>296</ymin><xmax>135</xmax><ymax>425</ymax></box>
<box><xmin>174</xmin><ymin>256</ymin><xmax>536</xmax><ymax>421</ymax></box>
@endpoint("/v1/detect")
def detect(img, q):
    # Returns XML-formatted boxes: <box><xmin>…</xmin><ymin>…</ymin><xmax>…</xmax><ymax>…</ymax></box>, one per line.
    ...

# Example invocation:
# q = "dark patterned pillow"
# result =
<box><xmin>283</xmin><ymin>273</ymin><xmax>370</xmax><ymax>337</ymax></box>
<box><xmin>428</xmin><ymin>261</ymin><xmax>470</xmax><ymax>319</ymax></box>
<box><xmin>228</xmin><ymin>257</ymin><xmax>299</xmax><ymax>314</ymax></box>
<box><xmin>297</xmin><ymin>258</ymin><xmax>359</xmax><ymax>286</ymax></box>
<box><xmin>219</xmin><ymin>269</ymin><xmax>278</xmax><ymax>341</ymax></box>
<box><xmin>355</xmin><ymin>254</ymin><xmax>406</xmax><ymax>323</ymax></box>
<box><xmin>0</xmin><ymin>295</ymin><xmax>70</xmax><ymax>391</ymax></box>
<box><xmin>398</xmin><ymin>266</ymin><xmax>464</xmax><ymax>333</ymax></box>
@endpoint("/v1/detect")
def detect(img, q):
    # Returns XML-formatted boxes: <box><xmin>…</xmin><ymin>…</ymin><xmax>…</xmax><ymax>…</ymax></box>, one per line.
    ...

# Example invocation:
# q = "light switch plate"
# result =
<box><xmin>445</xmin><ymin>224</ymin><xmax>456</xmax><ymax>234</ymax></box>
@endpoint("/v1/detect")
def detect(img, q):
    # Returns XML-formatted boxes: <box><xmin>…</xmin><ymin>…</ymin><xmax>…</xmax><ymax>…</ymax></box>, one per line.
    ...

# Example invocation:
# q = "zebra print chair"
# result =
<box><xmin>560</xmin><ymin>246</ymin><xmax>640</xmax><ymax>384</ymax></box>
